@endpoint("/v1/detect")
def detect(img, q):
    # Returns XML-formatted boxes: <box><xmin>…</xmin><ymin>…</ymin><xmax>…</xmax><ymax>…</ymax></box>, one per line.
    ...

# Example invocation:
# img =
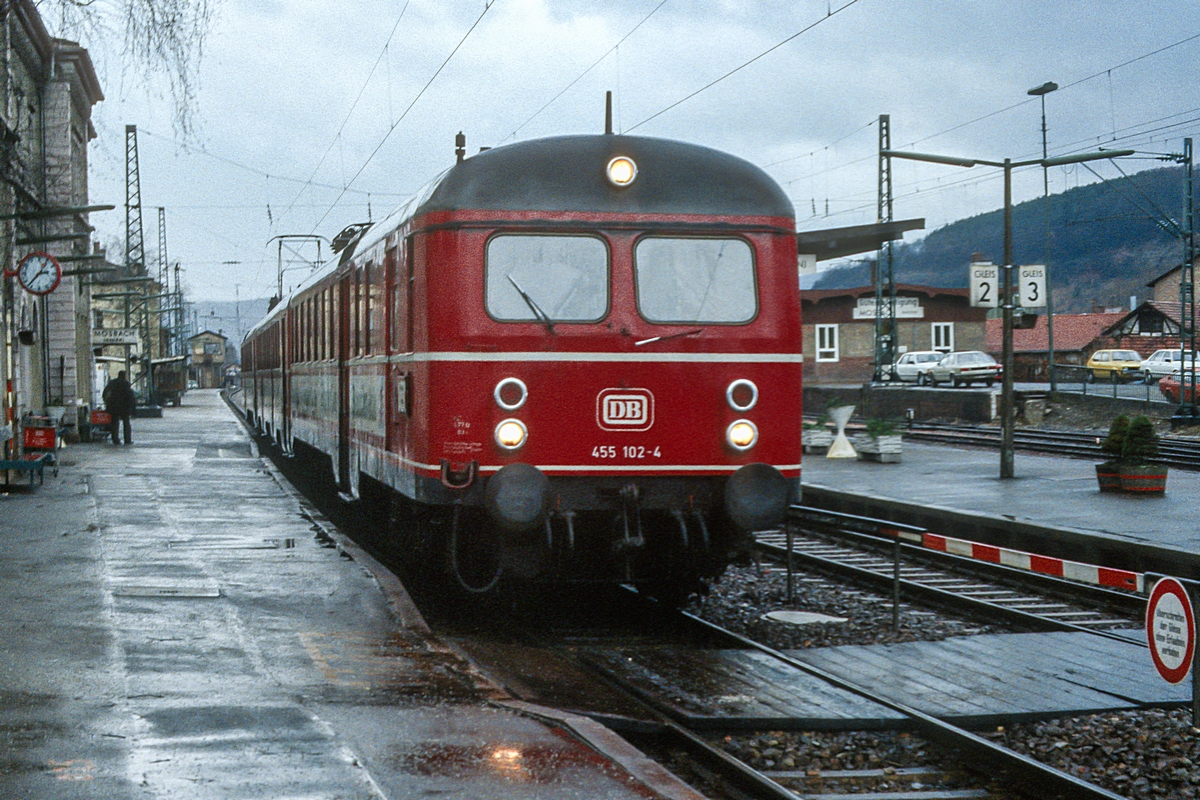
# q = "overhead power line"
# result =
<box><xmin>310</xmin><ymin>1</ymin><xmax>499</xmax><ymax>234</ymax></box>
<box><xmin>626</xmin><ymin>0</ymin><xmax>865</xmax><ymax>133</ymax></box>
<box><xmin>278</xmin><ymin>1</ymin><xmax>413</xmax><ymax>226</ymax></box>
<box><xmin>502</xmin><ymin>0</ymin><xmax>671</xmax><ymax>143</ymax></box>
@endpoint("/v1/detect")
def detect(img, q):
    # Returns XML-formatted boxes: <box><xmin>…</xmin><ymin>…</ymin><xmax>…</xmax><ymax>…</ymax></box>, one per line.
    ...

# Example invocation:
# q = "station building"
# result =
<box><xmin>188</xmin><ymin>330</ymin><xmax>228</xmax><ymax>388</ymax></box>
<box><xmin>801</xmin><ymin>284</ymin><xmax>987</xmax><ymax>384</ymax></box>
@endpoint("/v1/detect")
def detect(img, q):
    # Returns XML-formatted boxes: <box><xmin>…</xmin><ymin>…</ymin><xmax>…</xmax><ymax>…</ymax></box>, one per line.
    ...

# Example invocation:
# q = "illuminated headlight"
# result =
<box><xmin>606</xmin><ymin>156</ymin><xmax>637</xmax><ymax>187</ymax></box>
<box><xmin>726</xmin><ymin>419</ymin><xmax>758</xmax><ymax>451</ymax></box>
<box><xmin>495</xmin><ymin>418</ymin><xmax>528</xmax><ymax>450</ymax></box>
<box><xmin>726</xmin><ymin>379</ymin><xmax>758</xmax><ymax>411</ymax></box>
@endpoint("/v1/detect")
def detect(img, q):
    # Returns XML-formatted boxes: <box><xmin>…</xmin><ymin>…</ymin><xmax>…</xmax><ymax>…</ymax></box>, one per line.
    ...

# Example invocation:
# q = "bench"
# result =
<box><xmin>0</xmin><ymin>452</ymin><xmax>53</xmax><ymax>486</ymax></box>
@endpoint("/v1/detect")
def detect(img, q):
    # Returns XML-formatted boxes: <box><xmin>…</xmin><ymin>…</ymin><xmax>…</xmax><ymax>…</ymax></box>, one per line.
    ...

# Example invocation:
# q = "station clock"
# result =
<box><xmin>16</xmin><ymin>252</ymin><xmax>62</xmax><ymax>296</ymax></box>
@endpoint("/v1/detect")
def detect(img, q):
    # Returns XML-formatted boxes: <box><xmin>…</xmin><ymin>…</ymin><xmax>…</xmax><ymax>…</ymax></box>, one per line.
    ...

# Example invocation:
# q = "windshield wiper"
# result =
<box><xmin>507</xmin><ymin>275</ymin><xmax>555</xmax><ymax>334</ymax></box>
<box><xmin>635</xmin><ymin>328</ymin><xmax>704</xmax><ymax>346</ymax></box>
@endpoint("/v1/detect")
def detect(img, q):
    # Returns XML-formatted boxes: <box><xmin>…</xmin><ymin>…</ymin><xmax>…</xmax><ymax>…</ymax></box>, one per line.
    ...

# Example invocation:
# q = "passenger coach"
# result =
<box><xmin>242</xmin><ymin>133</ymin><xmax>804</xmax><ymax>598</ymax></box>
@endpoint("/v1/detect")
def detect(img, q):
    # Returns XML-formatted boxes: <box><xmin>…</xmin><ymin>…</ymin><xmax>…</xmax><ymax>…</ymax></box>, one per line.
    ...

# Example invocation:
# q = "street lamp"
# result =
<box><xmin>883</xmin><ymin>146</ymin><xmax>1133</xmax><ymax>478</ymax></box>
<box><xmin>1028</xmin><ymin>81</ymin><xmax>1059</xmax><ymax>390</ymax></box>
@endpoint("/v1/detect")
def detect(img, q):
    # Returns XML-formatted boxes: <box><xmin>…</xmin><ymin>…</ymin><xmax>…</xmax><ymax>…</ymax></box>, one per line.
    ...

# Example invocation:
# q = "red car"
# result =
<box><xmin>1158</xmin><ymin>373</ymin><xmax>1199</xmax><ymax>404</ymax></box>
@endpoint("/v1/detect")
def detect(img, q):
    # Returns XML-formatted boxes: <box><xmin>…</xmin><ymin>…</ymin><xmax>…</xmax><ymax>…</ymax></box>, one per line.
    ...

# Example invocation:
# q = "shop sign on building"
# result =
<box><xmin>852</xmin><ymin>297</ymin><xmax>925</xmax><ymax>319</ymax></box>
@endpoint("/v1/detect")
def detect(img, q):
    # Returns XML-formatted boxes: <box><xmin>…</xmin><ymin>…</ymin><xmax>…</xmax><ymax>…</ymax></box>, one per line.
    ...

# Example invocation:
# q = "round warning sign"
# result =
<box><xmin>1146</xmin><ymin>577</ymin><xmax>1195</xmax><ymax>684</ymax></box>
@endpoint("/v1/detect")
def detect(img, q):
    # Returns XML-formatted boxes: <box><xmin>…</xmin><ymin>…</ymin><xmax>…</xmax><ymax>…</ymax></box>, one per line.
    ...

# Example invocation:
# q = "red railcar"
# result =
<box><xmin>241</xmin><ymin>134</ymin><xmax>802</xmax><ymax>598</ymax></box>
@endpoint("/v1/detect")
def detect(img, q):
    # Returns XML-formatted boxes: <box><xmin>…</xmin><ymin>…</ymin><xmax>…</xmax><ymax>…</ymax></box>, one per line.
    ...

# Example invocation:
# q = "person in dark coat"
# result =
<box><xmin>102</xmin><ymin>370</ymin><xmax>137</xmax><ymax>445</ymax></box>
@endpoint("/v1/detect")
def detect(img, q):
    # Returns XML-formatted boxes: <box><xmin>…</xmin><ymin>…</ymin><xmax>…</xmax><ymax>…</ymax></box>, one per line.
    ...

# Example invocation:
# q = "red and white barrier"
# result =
<box><xmin>882</xmin><ymin>528</ymin><xmax>1143</xmax><ymax>593</ymax></box>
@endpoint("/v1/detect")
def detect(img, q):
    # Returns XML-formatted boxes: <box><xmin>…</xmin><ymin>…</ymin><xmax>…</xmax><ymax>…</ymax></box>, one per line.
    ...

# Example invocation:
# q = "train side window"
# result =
<box><xmin>634</xmin><ymin>237</ymin><xmax>757</xmax><ymax>324</ymax></box>
<box><xmin>364</xmin><ymin>262</ymin><xmax>374</xmax><ymax>355</ymax></box>
<box><xmin>485</xmin><ymin>234</ymin><xmax>608</xmax><ymax>323</ymax></box>
<box><xmin>388</xmin><ymin>245</ymin><xmax>409</xmax><ymax>352</ymax></box>
<box><xmin>353</xmin><ymin>269</ymin><xmax>362</xmax><ymax>356</ymax></box>
<box><xmin>370</xmin><ymin>261</ymin><xmax>386</xmax><ymax>354</ymax></box>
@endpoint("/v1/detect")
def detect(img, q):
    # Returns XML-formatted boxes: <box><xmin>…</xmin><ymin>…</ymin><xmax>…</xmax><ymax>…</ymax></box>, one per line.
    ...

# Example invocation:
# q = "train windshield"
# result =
<box><xmin>634</xmin><ymin>237</ymin><xmax>756</xmax><ymax>324</ymax></box>
<box><xmin>485</xmin><ymin>234</ymin><xmax>609</xmax><ymax>323</ymax></box>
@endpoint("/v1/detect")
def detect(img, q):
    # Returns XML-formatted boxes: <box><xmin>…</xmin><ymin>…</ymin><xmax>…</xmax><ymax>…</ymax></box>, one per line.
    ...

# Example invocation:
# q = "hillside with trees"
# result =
<box><xmin>809</xmin><ymin>165</ymin><xmax>1196</xmax><ymax>311</ymax></box>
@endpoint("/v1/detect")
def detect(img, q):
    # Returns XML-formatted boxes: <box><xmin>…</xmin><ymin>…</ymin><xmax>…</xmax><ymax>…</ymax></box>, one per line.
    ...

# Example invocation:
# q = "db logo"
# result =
<box><xmin>597</xmin><ymin>388</ymin><xmax>654</xmax><ymax>431</ymax></box>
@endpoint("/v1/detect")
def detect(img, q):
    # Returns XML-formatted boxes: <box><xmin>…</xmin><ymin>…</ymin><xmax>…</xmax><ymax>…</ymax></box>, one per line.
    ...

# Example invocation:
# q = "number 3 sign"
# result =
<box><xmin>1019</xmin><ymin>265</ymin><xmax>1047</xmax><ymax>308</ymax></box>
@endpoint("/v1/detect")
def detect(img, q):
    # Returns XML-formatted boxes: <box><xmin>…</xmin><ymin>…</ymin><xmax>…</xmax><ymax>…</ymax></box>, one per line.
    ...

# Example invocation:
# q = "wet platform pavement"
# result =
<box><xmin>0</xmin><ymin>390</ymin><xmax>701</xmax><ymax>799</ymax></box>
<box><xmin>803</xmin><ymin>440</ymin><xmax>1200</xmax><ymax>555</ymax></box>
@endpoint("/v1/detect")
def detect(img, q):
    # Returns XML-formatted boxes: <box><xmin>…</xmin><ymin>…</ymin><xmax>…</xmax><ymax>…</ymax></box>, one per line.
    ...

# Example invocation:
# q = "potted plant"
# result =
<box><xmin>853</xmin><ymin>418</ymin><xmax>902</xmax><ymax>463</ymax></box>
<box><xmin>1095</xmin><ymin>414</ymin><xmax>1128</xmax><ymax>492</ymax></box>
<box><xmin>802</xmin><ymin>413</ymin><xmax>834</xmax><ymax>453</ymax></box>
<box><xmin>1118</xmin><ymin>415</ymin><xmax>1167</xmax><ymax>493</ymax></box>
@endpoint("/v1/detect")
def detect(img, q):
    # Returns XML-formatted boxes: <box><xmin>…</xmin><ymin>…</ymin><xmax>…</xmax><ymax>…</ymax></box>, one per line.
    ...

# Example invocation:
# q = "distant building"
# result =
<box><xmin>188</xmin><ymin>331</ymin><xmax>228</xmax><ymax>388</ymax></box>
<box><xmin>802</xmin><ymin>285</ymin><xmax>987</xmax><ymax>384</ymax></box>
<box><xmin>985</xmin><ymin>313</ymin><xmax>1124</xmax><ymax>381</ymax></box>
<box><xmin>1145</xmin><ymin>255</ymin><xmax>1200</xmax><ymax>305</ymax></box>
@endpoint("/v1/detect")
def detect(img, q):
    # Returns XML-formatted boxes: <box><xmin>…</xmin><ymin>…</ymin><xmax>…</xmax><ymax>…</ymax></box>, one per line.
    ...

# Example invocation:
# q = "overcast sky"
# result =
<box><xmin>64</xmin><ymin>0</ymin><xmax>1200</xmax><ymax>302</ymax></box>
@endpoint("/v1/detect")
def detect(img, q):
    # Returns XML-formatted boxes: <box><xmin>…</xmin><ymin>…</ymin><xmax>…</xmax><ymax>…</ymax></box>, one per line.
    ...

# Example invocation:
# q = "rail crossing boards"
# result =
<box><xmin>1146</xmin><ymin>577</ymin><xmax>1195</xmax><ymax>684</ymax></box>
<box><xmin>1017</xmin><ymin>264</ymin><xmax>1046</xmax><ymax>308</ymax></box>
<box><xmin>968</xmin><ymin>261</ymin><xmax>999</xmax><ymax>308</ymax></box>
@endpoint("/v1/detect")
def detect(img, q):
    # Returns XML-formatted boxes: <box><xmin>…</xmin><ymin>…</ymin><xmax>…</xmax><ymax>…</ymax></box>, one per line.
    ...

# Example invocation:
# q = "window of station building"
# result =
<box><xmin>634</xmin><ymin>237</ymin><xmax>757</xmax><ymax>324</ymax></box>
<box><xmin>816</xmin><ymin>324</ymin><xmax>839</xmax><ymax>362</ymax></box>
<box><xmin>932</xmin><ymin>322</ymin><xmax>953</xmax><ymax>353</ymax></box>
<box><xmin>485</xmin><ymin>234</ymin><xmax>608</xmax><ymax>323</ymax></box>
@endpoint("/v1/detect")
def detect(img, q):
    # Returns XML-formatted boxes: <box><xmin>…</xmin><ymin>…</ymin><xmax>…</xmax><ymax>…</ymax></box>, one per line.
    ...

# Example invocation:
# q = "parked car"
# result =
<box><xmin>885</xmin><ymin>350</ymin><xmax>945</xmax><ymax>384</ymax></box>
<box><xmin>1085</xmin><ymin>349</ymin><xmax>1145</xmax><ymax>382</ymax></box>
<box><xmin>1158</xmin><ymin>372</ymin><xmax>1199</xmax><ymax>405</ymax></box>
<box><xmin>928</xmin><ymin>350</ymin><xmax>1002</xmax><ymax>387</ymax></box>
<box><xmin>1141</xmin><ymin>349</ymin><xmax>1197</xmax><ymax>382</ymax></box>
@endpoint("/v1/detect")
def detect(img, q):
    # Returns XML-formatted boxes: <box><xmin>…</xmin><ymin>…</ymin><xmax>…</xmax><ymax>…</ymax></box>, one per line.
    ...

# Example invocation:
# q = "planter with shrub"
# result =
<box><xmin>1118</xmin><ymin>415</ymin><xmax>1167</xmax><ymax>493</ymax></box>
<box><xmin>1095</xmin><ymin>414</ymin><xmax>1128</xmax><ymax>492</ymax></box>
<box><xmin>852</xmin><ymin>418</ymin><xmax>902</xmax><ymax>463</ymax></box>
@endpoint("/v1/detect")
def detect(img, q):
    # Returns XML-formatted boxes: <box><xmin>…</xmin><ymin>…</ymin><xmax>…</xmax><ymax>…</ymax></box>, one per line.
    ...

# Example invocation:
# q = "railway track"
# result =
<box><xmin>251</xmin><ymin>405</ymin><xmax>1131</xmax><ymax>800</ymax></box>
<box><xmin>758</xmin><ymin>506</ymin><xmax>1146</xmax><ymax>643</ymax></box>
<box><xmin>902</xmin><ymin>422</ymin><xmax>1200</xmax><ymax>469</ymax></box>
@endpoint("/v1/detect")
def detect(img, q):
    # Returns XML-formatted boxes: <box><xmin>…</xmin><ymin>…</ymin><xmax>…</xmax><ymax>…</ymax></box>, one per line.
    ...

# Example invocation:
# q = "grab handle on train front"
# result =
<box><xmin>441</xmin><ymin>459</ymin><xmax>478</xmax><ymax>489</ymax></box>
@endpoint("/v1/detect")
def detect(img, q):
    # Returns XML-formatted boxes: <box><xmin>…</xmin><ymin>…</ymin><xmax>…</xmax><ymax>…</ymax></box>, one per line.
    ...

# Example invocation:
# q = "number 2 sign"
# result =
<box><xmin>969</xmin><ymin>262</ymin><xmax>998</xmax><ymax>309</ymax></box>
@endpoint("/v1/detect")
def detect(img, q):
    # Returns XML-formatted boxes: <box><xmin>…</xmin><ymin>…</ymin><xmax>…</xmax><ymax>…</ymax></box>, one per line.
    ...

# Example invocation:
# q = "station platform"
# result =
<box><xmin>0</xmin><ymin>390</ymin><xmax>701</xmax><ymax>800</ymax></box>
<box><xmin>802</xmin><ymin>440</ymin><xmax>1200</xmax><ymax>576</ymax></box>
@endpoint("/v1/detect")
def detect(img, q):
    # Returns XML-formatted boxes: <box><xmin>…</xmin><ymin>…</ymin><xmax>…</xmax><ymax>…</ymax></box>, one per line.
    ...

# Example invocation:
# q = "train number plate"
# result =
<box><xmin>592</xmin><ymin>445</ymin><xmax>661</xmax><ymax>459</ymax></box>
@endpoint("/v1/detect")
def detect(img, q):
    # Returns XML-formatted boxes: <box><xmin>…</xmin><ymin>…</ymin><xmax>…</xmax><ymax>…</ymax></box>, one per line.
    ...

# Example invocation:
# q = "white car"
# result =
<box><xmin>928</xmin><ymin>350</ymin><xmax>1002</xmax><ymax>387</ymax></box>
<box><xmin>886</xmin><ymin>350</ymin><xmax>945</xmax><ymax>385</ymax></box>
<box><xmin>1141</xmin><ymin>349</ymin><xmax>1197</xmax><ymax>382</ymax></box>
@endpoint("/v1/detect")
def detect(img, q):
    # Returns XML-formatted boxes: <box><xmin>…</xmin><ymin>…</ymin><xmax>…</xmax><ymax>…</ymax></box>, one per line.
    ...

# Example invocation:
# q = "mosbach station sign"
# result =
<box><xmin>852</xmin><ymin>297</ymin><xmax>925</xmax><ymax>319</ymax></box>
<box><xmin>93</xmin><ymin>328</ymin><xmax>140</xmax><ymax>346</ymax></box>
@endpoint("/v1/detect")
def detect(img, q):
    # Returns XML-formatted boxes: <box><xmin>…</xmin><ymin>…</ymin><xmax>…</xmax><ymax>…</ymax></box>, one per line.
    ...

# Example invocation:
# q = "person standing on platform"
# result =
<box><xmin>102</xmin><ymin>370</ymin><xmax>137</xmax><ymax>445</ymax></box>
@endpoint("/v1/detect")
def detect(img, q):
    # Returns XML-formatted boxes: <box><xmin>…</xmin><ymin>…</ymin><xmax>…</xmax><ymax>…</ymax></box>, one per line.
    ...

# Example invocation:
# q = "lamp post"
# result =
<box><xmin>883</xmin><ymin>146</ymin><xmax>1133</xmax><ymax>478</ymax></box>
<box><xmin>1028</xmin><ymin>81</ymin><xmax>1059</xmax><ymax>390</ymax></box>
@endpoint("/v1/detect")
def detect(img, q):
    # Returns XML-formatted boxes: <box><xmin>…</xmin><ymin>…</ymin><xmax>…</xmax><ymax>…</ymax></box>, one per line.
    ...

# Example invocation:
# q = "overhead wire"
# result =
<box><xmin>309</xmin><ymin>1</ymin><xmax>499</xmax><ymax>234</ymax></box>
<box><xmin>500</xmin><ymin>0</ymin><xmax>671</xmax><ymax>143</ymax></box>
<box><xmin>278</xmin><ymin>1</ymin><xmax>413</xmax><ymax>226</ymax></box>
<box><xmin>625</xmin><ymin>0</ymin><xmax>865</xmax><ymax>133</ymax></box>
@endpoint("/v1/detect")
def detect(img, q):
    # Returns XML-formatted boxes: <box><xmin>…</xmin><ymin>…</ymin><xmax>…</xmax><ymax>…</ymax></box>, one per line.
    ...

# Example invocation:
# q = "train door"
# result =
<box><xmin>337</xmin><ymin>274</ymin><xmax>352</xmax><ymax>491</ymax></box>
<box><xmin>385</xmin><ymin>239</ymin><xmax>412</xmax><ymax>472</ymax></box>
<box><xmin>281</xmin><ymin>307</ymin><xmax>291</xmax><ymax>452</ymax></box>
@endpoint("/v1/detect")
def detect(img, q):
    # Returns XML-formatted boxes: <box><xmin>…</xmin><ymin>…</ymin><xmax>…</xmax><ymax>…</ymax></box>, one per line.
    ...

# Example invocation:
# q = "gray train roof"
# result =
<box><xmin>413</xmin><ymin>134</ymin><xmax>794</xmax><ymax>220</ymax></box>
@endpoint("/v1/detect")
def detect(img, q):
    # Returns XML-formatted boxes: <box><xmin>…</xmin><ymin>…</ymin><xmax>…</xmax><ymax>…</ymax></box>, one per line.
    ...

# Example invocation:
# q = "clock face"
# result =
<box><xmin>17</xmin><ymin>252</ymin><xmax>61</xmax><ymax>295</ymax></box>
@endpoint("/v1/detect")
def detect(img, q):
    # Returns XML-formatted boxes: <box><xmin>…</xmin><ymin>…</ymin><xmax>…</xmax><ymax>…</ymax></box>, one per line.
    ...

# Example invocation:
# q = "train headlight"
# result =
<box><xmin>494</xmin><ymin>377</ymin><xmax>528</xmax><ymax>410</ymax></box>
<box><xmin>726</xmin><ymin>379</ymin><xmax>758</xmax><ymax>411</ymax></box>
<box><xmin>606</xmin><ymin>156</ymin><xmax>637</xmax><ymax>187</ymax></box>
<box><xmin>495</xmin><ymin>418</ymin><xmax>528</xmax><ymax>450</ymax></box>
<box><xmin>726</xmin><ymin>419</ymin><xmax>758</xmax><ymax>451</ymax></box>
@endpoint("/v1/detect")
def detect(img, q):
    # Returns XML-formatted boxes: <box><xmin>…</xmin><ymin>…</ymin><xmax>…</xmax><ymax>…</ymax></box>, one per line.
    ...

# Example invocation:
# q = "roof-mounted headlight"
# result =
<box><xmin>606</xmin><ymin>156</ymin><xmax>637</xmax><ymax>187</ymax></box>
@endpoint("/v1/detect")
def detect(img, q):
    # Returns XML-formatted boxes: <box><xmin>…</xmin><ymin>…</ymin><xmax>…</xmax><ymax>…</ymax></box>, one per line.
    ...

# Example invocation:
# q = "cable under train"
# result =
<box><xmin>239</xmin><ymin>131</ymin><xmax>804</xmax><ymax>600</ymax></box>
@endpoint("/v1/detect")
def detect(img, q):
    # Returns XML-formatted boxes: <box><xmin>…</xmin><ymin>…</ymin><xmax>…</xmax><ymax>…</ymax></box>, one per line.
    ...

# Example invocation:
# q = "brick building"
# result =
<box><xmin>0</xmin><ymin>2</ymin><xmax>102</xmax><ymax>445</ymax></box>
<box><xmin>188</xmin><ymin>331</ymin><xmax>228</xmax><ymax>389</ymax></box>
<box><xmin>802</xmin><ymin>285</ymin><xmax>987</xmax><ymax>384</ymax></box>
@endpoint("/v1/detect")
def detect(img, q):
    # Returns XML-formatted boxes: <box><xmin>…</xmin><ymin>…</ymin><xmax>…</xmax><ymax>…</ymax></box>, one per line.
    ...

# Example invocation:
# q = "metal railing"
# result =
<box><xmin>1051</xmin><ymin>364</ymin><xmax>1170</xmax><ymax>404</ymax></box>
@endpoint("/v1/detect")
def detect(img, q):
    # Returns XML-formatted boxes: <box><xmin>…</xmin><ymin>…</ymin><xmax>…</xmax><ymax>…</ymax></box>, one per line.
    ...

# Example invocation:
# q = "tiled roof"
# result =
<box><xmin>985</xmin><ymin>313</ymin><xmax>1125</xmax><ymax>353</ymax></box>
<box><xmin>802</xmin><ymin>284</ymin><xmax>970</xmax><ymax>303</ymax></box>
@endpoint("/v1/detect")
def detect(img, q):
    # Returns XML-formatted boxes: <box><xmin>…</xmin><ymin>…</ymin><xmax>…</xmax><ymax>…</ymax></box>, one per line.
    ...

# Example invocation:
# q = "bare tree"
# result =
<box><xmin>37</xmin><ymin>0</ymin><xmax>219</xmax><ymax>138</ymax></box>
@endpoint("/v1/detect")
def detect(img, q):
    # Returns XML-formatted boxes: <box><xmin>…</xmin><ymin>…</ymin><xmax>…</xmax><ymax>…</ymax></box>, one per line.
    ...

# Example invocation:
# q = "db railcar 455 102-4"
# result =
<box><xmin>240</xmin><ymin>132</ymin><xmax>803</xmax><ymax>599</ymax></box>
